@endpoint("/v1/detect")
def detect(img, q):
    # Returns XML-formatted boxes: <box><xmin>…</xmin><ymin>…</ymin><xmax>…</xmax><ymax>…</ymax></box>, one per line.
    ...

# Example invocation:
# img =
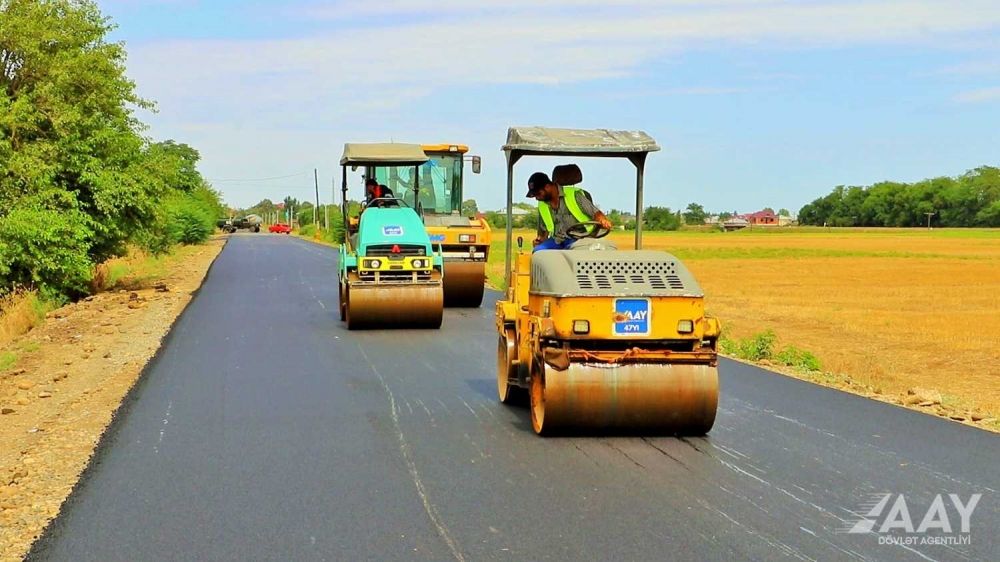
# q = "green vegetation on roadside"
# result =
<box><xmin>0</xmin><ymin>351</ymin><xmax>16</xmax><ymax>371</ymax></box>
<box><xmin>720</xmin><ymin>330</ymin><xmax>822</xmax><ymax>372</ymax></box>
<box><xmin>0</xmin><ymin>1</ymin><xmax>223</xmax><ymax>302</ymax></box>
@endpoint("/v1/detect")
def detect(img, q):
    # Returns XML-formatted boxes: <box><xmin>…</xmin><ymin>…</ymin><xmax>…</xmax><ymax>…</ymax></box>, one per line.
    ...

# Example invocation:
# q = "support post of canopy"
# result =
<box><xmin>341</xmin><ymin>166</ymin><xmax>349</xmax><ymax>246</ymax></box>
<box><xmin>504</xmin><ymin>151</ymin><xmax>515</xmax><ymax>289</ymax></box>
<box><xmin>629</xmin><ymin>153</ymin><xmax>647</xmax><ymax>250</ymax></box>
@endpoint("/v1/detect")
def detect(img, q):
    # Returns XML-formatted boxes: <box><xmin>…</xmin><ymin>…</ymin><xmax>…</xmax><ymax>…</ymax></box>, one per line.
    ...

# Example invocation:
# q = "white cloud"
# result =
<box><xmin>128</xmin><ymin>0</ymin><xmax>1000</xmax><ymax>122</ymax></box>
<box><xmin>953</xmin><ymin>86</ymin><xmax>1000</xmax><ymax>103</ymax></box>
<box><xmin>117</xmin><ymin>0</ymin><xmax>1000</xmax><ymax>206</ymax></box>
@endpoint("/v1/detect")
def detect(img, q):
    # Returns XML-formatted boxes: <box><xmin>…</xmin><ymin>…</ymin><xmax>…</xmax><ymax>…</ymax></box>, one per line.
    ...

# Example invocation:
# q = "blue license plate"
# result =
<box><xmin>614</xmin><ymin>298</ymin><xmax>650</xmax><ymax>336</ymax></box>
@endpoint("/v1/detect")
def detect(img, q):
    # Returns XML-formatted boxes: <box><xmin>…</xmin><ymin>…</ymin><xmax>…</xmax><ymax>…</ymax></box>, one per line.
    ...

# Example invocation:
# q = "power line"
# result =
<box><xmin>207</xmin><ymin>171</ymin><xmax>313</xmax><ymax>183</ymax></box>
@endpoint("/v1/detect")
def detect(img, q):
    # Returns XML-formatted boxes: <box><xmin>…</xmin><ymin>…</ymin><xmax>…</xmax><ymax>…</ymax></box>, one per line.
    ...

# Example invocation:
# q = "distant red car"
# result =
<box><xmin>269</xmin><ymin>223</ymin><xmax>292</xmax><ymax>234</ymax></box>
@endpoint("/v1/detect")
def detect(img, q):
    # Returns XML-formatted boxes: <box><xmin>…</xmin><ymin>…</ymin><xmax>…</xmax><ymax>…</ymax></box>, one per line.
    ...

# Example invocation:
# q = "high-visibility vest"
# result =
<box><xmin>539</xmin><ymin>186</ymin><xmax>590</xmax><ymax>233</ymax></box>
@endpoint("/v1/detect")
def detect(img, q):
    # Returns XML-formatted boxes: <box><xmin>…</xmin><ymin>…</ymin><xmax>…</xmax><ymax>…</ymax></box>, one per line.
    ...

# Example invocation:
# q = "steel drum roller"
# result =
<box><xmin>442</xmin><ymin>261</ymin><xmax>486</xmax><ymax>307</ymax></box>
<box><xmin>530</xmin><ymin>363</ymin><xmax>719</xmax><ymax>435</ymax></box>
<box><xmin>346</xmin><ymin>284</ymin><xmax>443</xmax><ymax>329</ymax></box>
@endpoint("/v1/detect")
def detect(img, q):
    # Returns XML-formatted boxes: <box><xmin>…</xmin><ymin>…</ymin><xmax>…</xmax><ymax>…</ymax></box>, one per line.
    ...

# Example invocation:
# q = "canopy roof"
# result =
<box><xmin>502</xmin><ymin>127</ymin><xmax>660</xmax><ymax>158</ymax></box>
<box><xmin>340</xmin><ymin>143</ymin><xmax>429</xmax><ymax>166</ymax></box>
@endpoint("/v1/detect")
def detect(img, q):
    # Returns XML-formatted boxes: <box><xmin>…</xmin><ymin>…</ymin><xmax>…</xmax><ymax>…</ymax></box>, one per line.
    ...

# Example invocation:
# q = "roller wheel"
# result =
<box><xmin>529</xmin><ymin>358</ymin><xmax>549</xmax><ymax>435</ymax></box>
<box><xmin>338</xmin><ymin>281</ymin><xmax>347</xmax><ymax>321</ymax></box>
<box><xmin>345</xmin><ymin>287</ymin><xmax>358</xmax><ymax>330</ymax></box>
<box><xmin>496</xmin><ymin>329</ymin><xmax>525</xmax><ymax>404</ymax></box>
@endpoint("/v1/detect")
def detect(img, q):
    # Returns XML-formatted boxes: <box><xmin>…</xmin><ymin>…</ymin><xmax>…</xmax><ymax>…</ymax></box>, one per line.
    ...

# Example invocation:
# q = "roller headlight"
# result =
<box><xmin>572</xmin><ymin>320</ymin><xmax>590</xmax><ymax>334</ymax></box>
<box><xmin>459</xmin><ymin>234</ymin><xmax>476</xmax><ymax>243</ymax></box>
<box><xmin>677</xmin><ymin>320</ymin><xmax>694</xmax><ymax>334</ymax></box>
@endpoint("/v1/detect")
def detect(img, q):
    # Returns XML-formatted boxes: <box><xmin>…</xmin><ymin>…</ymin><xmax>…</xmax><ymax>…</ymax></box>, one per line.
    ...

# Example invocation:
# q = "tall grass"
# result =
<box><xmin>0</xmin><ymin>290</ymin><xmax>53</xmax><ymax>349</ymax></box>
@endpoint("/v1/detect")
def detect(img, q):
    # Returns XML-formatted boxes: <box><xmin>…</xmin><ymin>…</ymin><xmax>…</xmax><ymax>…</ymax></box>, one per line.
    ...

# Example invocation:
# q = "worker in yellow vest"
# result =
<box><xmin>527</xmin><ymin>171</ymin><xmax>612</xmax><ymax>252</ymax></box>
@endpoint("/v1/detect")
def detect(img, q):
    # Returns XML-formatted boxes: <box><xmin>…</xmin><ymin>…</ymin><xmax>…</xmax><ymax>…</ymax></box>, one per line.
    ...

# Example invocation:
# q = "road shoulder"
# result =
<box><xmin>0</xmin><ymin>238</ymin><xmax>226</xmax><ymax>562</ymax></box>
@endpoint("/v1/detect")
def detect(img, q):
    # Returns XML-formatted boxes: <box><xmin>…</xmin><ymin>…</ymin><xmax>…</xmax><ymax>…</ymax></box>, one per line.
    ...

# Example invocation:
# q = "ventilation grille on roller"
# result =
<box><xmin>574</xmin><ymin>261</ymin><xmax>686</xmax><ymax>291</ymax></box>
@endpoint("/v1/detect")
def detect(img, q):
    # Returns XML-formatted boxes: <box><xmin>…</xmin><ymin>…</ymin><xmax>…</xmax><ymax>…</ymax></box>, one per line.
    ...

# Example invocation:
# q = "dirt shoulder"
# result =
<box><xmin>0</xmin><ymin>238</ymin><xmax>225</xmax><ymax>562</ymax></box>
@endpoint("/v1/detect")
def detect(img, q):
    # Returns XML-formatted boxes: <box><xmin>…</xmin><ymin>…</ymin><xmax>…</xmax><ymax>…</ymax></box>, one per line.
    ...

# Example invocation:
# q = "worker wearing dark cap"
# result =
<box><xmin>527</xmin><ymin>171</ymin><xmax>612</xmax><ymax>251</ymax></box>
<box><xmin>364</xmin><ymin>177</ymin><xmax>395</xmax><ymax>208</ymax></box>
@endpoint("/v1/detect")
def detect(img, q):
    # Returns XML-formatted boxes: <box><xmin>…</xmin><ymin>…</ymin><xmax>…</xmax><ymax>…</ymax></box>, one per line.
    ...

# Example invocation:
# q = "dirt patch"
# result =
<box><xmin>0</xmin><ymin>238</ymin><xmax>225</xmax><ymax>561</ymax></box>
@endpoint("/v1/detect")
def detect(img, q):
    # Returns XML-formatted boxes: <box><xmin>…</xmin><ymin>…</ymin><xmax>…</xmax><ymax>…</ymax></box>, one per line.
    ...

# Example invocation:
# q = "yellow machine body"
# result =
<box><xmin>496</xmin><ymin>248</ymin><xmax>721</xmax><ymax>435</ymax></box>
<box><xmin>420</xmin><ymin>145</ymin><xmax>492</xmax><ymax>307</ymax></box>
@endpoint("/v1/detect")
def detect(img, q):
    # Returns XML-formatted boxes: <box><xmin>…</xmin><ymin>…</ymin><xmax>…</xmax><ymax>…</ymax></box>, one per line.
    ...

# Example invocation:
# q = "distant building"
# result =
<box><xmin>777</xmin><ymin>214</ymin><xmax>796</xmax><ymax>226</ymax></box>
<box><xmin>740</xmin><ymin>210</ymin><xmax>779</xmax><ymax>226</ymax></box>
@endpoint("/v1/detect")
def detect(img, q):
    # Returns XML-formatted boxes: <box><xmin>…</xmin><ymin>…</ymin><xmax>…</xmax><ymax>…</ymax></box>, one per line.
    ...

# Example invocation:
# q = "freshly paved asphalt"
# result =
<box><xmin>29</xmin><ymin>234</ymin><xmax>998</xmax><ymax>561</ymax></box>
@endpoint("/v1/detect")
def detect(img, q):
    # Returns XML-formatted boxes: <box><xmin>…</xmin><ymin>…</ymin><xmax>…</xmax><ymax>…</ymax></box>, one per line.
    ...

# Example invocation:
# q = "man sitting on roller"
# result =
<box><xmin>364</xmin><ymin>178</ymin><xmax>396</xmax><ymax>208</ymax></box>
<box><xmin>527</xmin><ymin>169</ymin><xmax>612</xmax><ymax>252</ymax></box>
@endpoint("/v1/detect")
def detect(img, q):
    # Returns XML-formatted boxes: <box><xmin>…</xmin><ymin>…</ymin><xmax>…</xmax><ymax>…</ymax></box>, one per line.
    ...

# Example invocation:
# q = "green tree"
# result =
<box><xmin>483</xmin><ymin>211</ymin><xmax>506</xmax><ymax>229</ymax></box>
<box><xmin>778</xmin><ymin>208</ymin><xmax>790</xmax><ymax>217</ymax></box>
<box><xmin>682</xmin><ymin>203</ymin><xmax>707</xmax><ymax>225</ymax></box>
<box><xmin>799</xmin><ymin>167</ymin><xmax>999</xmax><ymax>227</ymax></box>
<box><xmin>643</xmin><ymin>206</ymin><xmax>681</xmax><ymax>231</ymax></box>
<box><xmin>461</xmin><ymin>199</ymin><xmax>479</xmax><ymax>216</ymax></box>
<box><xmin>0</xmin><ymin>1</ymin><xmax>224</xmax><ymax>297</ymax></box>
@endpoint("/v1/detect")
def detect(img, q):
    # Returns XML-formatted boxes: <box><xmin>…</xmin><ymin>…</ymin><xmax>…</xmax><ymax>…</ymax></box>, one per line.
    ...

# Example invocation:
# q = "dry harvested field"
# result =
<box><xmin>488</xmin><ymin>227</ymin><xmax>1000</xmax><ymax>427</ymax></box>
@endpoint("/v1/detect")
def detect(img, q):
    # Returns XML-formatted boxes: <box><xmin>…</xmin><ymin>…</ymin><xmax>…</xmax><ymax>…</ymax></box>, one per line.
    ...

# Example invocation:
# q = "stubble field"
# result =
<box><xmin>487</xmin><ymin>227</ymin><xmax>1000</xmax><ymax>427</ymax></box>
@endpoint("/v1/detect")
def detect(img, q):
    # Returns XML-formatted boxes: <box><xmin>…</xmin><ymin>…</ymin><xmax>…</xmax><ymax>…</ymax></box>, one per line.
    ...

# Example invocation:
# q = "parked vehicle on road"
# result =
<box><xmin>217</xmin><ymin>214</ymin><xmax>262</xmax><ymax>233</ymax></box>
<box><xmin>269</xmin><ymin>223</ymin><xmax>292</xmax><ymax>234</ymax></box>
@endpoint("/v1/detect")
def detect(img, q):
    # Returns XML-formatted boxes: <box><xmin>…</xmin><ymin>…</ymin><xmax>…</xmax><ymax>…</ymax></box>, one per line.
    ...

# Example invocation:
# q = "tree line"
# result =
<box><xmin>798</xmin><ymin>166</ymin><xmax>1000</xmax><ymax>227</ymax></box>
<box><xmin>0</xmin><ymin>0</ymin><xmax>224</xmax><ymax>300</ymax></box>
<box><xmin>481</xmin><ymin>203</ymin><xmax>742</xmax><ymax>231</ymax></box>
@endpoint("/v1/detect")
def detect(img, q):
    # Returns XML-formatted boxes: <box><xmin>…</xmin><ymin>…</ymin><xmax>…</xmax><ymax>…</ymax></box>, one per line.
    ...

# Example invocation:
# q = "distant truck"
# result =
<box><xmin>217</xmin><ymin>214</ymin><xmax>262</xmax><ymax>233</ymax></box>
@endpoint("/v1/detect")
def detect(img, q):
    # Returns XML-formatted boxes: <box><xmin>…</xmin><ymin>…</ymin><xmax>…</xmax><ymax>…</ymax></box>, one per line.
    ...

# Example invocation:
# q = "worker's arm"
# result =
<box><xmin>534</xmin><ymin>212</ymin><xmax>548</xmax><ymax>246</ymax></box>
<box><xmin>575</xmin><ymin>191</ymin><xmax>613</xmax><ymax>230</ymax></box>
<box><xmin>593</xmin><ymin>210</ymin><xmax>613</xmax><ymax>231</ymax></box>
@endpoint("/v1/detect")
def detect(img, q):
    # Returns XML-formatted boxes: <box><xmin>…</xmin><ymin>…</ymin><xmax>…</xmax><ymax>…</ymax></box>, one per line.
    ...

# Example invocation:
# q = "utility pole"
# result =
<box><xmin>314</xmin><ymin>168</ymin><xmax>320</xmax><ymax>229</ymax></box>
<box><xmin>925</xmin><ymin>211</ymin><xmax>935</xmax><ymax>229</ymax></box>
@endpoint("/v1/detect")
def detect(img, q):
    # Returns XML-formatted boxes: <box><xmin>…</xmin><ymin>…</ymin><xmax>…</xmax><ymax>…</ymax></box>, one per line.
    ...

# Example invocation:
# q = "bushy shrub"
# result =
<box><xmin>738</xmin><ymin>330</ymin><xmax>776</xmax><ymax>361</ymax></box>
<box><xmin>776</xmin><ymin>346</ymin><xmax>822</xmax><ymax>371</ymax></box>
<box><xmin>166</xmin><ymin>196</ymin><xmax>214</xmax><ymax>245</ymax></box>
<box><xmin>0</xmin><ymin>206</ymin><xmax>94</xmax><ymax>297</ymax></box>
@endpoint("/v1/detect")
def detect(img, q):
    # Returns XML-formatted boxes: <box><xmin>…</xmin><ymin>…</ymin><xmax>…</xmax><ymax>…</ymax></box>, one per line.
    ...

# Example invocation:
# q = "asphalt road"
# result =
<box><xmin>29</xmin><ymin>234</ymin><xmax>998</xmax><ymax>562</ymax></box>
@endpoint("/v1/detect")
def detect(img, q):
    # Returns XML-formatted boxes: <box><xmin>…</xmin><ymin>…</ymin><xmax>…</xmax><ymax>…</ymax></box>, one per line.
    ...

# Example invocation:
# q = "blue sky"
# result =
<box><xmin>99</xmin><ymin>0</ymin><xmax>1000</xmax><ymax>213</ymax></box>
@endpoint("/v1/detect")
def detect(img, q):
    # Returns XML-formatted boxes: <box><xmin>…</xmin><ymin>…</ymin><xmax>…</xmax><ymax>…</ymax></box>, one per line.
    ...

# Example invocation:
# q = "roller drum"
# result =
<box><xmin>346</xmin><ymin>283</ymin><xmax>443</xmax><ymax>329</ymax></box>
<box><xmin>530</xmin><ymin>362</ymin><xmax>718</xmax><ymax>435</ymax></box>
<box><xmin>442</xmin><ymin>261</ymin><xmax>486</xmax><ymax>307</ymax></box>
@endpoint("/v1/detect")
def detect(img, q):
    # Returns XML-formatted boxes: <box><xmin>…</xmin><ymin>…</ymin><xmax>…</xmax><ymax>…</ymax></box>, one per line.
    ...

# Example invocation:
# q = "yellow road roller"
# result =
<box><xmin>371</xmin><ymin>144</ymin><xmax>491</xmax><ymax>307</ymax></box>
<box><xmin>495</xmin><ymin>127</ymin><xmax>721</xmax><ymax>435</ymax></box>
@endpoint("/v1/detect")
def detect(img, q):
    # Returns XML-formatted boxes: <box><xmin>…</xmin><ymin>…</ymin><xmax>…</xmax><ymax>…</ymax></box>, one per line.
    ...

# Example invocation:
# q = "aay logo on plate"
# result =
<box><xmin>382</xmin><ymin>225</ymin><xmax>404</xmax><ymax>236</ymax></box>
<box><xmin>613</xmin><ymin>298</ymin><xmax>650</xmax><ymax>335</ymax></box>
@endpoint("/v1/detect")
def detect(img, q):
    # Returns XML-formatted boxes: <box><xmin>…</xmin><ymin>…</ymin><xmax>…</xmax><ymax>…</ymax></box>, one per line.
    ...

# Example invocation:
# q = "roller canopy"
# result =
<box><xmin>340</xmin><ymin>143</ymin><xmax>429</xmax><ymax>166</ymax></box>
<box><xmin>502</xmin><ymin>127</ymin><xmax>660</xmax><ymax>158</ymax></box>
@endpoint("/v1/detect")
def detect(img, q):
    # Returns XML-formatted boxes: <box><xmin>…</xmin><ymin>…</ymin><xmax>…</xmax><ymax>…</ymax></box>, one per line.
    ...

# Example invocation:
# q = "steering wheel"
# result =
<box><xmin>566</xmin><ymin>221</ymin><xmax>611</xmax><ymax>240</ymax></box>
<box><xmin>362</xmin><ymin>197</ymin><xmax>409</xmax><ymax>210</ymax></box>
